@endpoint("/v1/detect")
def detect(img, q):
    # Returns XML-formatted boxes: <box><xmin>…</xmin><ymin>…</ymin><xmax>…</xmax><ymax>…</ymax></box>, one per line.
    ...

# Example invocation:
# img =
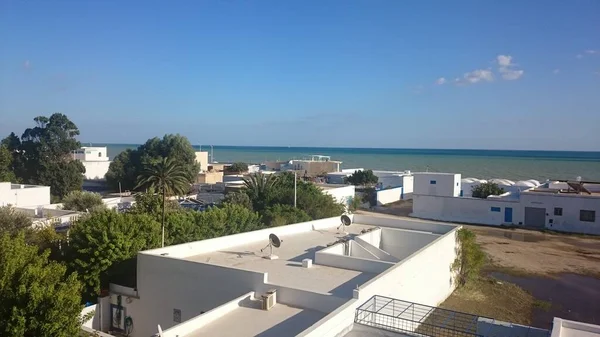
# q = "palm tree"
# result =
<box><xmin>242</xmin><ymin>173</ymin><xmax>279</xmax><ymax>211</ymax></box>
<box><xmin>136</xmin><ymin>156</ymin><xmax>190</xmax><ymax>247</ymax></box>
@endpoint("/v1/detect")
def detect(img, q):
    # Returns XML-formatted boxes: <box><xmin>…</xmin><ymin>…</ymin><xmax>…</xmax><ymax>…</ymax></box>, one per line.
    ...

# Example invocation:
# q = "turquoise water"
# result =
<box><xmin>93</xmin><ymin>143</ymin><xmax>600</xmax><ymax>182</ymax></box>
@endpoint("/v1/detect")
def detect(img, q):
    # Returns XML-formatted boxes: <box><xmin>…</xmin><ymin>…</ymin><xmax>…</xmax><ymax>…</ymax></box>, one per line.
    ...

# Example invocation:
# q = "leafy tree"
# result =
<box><xmin>362</xmin><ymin>187</ymin><xmax>377</xmax><ymax>207</ymax></box>
<box><xmin>0</xmin><ymin>206</ymin><xmax>32</xmax><ymax>235</ymax></box>
<box><xmin>68</xmin><ymin>210</ymin><xmax>161</xmax><ymax>300</ymax></box>
<box><xmin>105</xmin><ymin>134</ymin><xmax>199</xmax><ymax>191</ymax></box>
<box><xmin>243</xmin><ymin>173</ymin><xmax>280</xmax><ymax>211</ymax></box>
<box><xmin>129</xmin><ymin>188</ymin><xmax>180</xmax><ymax>217</ymax></box>
<box><xmin>262</xmin><ymin>204</ymin><xmax>311</xmax><ymax>227</ymax></box>
<box><xmin>222</xmin><ymin>191</ymin><xmax>253</xmax><ymax>210</ymax></box>
<box><xmin>62</xmin><ymin>190</ymin><xmax>106</xmax><ymax>212</ymax></box>
<box><xmin>472</xmin><ymin>182</ymin><xmax>505</xmax><ymax>199</ymax></box>
<box><xmin>345</xmin><ymin>169</ymin><xmax>379</xmax><ymax>186</ymax></box>
<box><xmin>0</xmin><ymin>145</ymin><xmax>17</xmax><ymax>182</ymax></box>
<box><xmin>348</xmin><ymin>196</ymin><xmax>362</xmax><ymax>212</ymax></box>
<box><xmin>2</xmin><ymin>114</ymin><xmax>85</xmax><ymax>200</ymax></box>
<box><xmin>227</xmin><ymin>162</ymin><xmax>249</xmax><ymax>173</ymax></box>
<box><xmin>0</xmin><ymin>233</ymin><xmax>83</xmax><ymax>337</ymax></box>
<box><xmin>136</xmin><ymin>156</ymin><xmax>190</xmax><ymax>247</ymax></box>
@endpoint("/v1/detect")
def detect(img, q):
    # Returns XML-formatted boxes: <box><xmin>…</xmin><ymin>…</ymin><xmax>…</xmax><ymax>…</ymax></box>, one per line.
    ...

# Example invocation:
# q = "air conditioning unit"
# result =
<box><xmin>261</xmin><ymin>290</ymin><xmax>277</xmax><ymax>311</ymax></box>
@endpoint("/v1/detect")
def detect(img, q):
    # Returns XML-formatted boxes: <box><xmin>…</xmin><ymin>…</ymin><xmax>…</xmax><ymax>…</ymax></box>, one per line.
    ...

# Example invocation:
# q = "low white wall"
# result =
<box><xmin>354</xmin><ymin>214</ymin><xmax>455</xmax><ymax>234</ymax></box>
<box><xmin>323</xmin><ymin>185</ymin><xmax>356</xmax><ymax>207</ymax></box>
<box><xmin>145</xmin><ymin>216</ymin><xmax>345</xmax><ymax>258</ymax></box>
<box><xmin>380</xmin><ymin>228</ymin><xmax>439</xmax><ymax>261</ymax></box>
<box><xmin>0</xmin><ymin>183</ymin><xmax>51</xmax><ymax>207</ymax></box>
<box><xmin>354</xmin><ymin>236</ymin><xmax>398</xmax><ymax>262</ymax></box>
<box><xmin>315</xmin><ymin>250</ymin><xmax>395</xmax><ymax>273</ymax></box>
<box><xmin>349</xmin><ymin>241</ymin><xmax>379</xmax><ymax>260</ymax></box>
<box><xmin>267</xmin><ymin>285</ymin><xmax>349</xmax><ymax>313</ymax></box>
<box><xmin>130</xmin><ymin>253</ymin><xmax>268</xmax><ymax>337</ymax></box>
<box><xmin>477</xmin><ymin>318</ymin><xmax>549</xmax><ymax>337</ymax></box>
<box><xmin>551</xmin><ymin>317</ymin><xmax>600</xmax><ymax>337</ymax></box>
<box><xmin>412</xmin><ymin>194</ymin><xmax>520</xmax><ymax>226</ymax></box>
<box><xmin>298</xmin><ymin>301</ymin><xmax>358</xmax><ymax>337</ymax></box>
<box><xmin>162</xmin><ymin>292</ymin><xmax>255</xmax><ymax>337</ymax></box>
<box><xmin>356</xmin><ymin>228</ymin><xmax>382</xmax><ymax>248</ymax></box>
<box><xmin>376</xmin><ymin>187</ymin><xmax>404</xmax><ymax>205</ymax></box>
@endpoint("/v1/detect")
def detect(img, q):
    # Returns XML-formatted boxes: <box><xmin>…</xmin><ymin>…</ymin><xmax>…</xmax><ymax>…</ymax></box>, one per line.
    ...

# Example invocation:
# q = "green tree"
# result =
<box><xmin>0</xmin><ymin>233</ymin><xmax>83</xmax><ymax>337</ymax></box>
<box><xmin>0</xmin><ymin>145</ymin><xmax>18</xmax><ymax>182</ymax></box>
<box><xmin>3</xmin><ymin>114</ymin><xmax>85</xmax><ymax>200</ymax></box>
<box><xmin>262</xmin><ymin>204</ymin><xmax>311</xmax><ymax>227</ymax></box>
<box><xmin>222</xmin><ymin>191</ymin><xmax>253</xmax><ymax>210</ymax></box>
<box><xmin>105</xmin><ymin>134</ymin><xmax>199</xmax><ymax>191</ymax></box>
<box><xmin>348</xmin><ymin>196</ymin><xmax>362</xmax><ymax>212</ymax></box>
<box><xmin>345</xmin><ymin>170</ymin><xmax>379</xmax><ymax>186</ymax></box>
<box><xmin>129</xmin><ymin>188</ymin><xmax>180</xmax><ymax>217</ymax></box>
<box><xmin>471</xmin><ymin>182</ymin><xmax>505</xmax><ymax>199</ymax></box>
<box><xmin>0</xmin><ymin>206</ymin><xmax>32</xmax><ymax>235</ymax></box>
<box><xmin>227</xmin><ymin>162</ymin><xmax>249</xmax><ymax>173</ymax></box>
<box><xmin>136</xmin><ymin>156</ymin><xmax>190</xmax><ymax>247</ymax></box>
<box><xmin>243</xmin><ymin>173</ymin><xmax>280</xmax><ymax>211</ymax></box>
<box><xmin>68</xmin><ymin>210</ymin><xmax>161</xmax><ymax>300</ymax></box>
<box><xmin>62</xmin><ymin>190</ymin><xmax>106</xmax><ymax>212</ymax></box>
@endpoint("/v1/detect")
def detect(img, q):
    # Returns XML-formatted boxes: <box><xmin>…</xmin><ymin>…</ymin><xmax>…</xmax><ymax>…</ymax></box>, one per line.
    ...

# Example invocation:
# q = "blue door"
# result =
<box><xmin>504</xmin><ymin>207</ymin><xmax>513</xmax><ymax>223</ymax></box>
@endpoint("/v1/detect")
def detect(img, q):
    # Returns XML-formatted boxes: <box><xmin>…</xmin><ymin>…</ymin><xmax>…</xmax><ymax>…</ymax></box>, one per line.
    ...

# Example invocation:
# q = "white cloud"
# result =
<box><xmin>456</xmin><ymin>69</ymin><xmax>494</xmax><ymax>85</ymax></box>
<box><xmin>497</xmin><ymin>55</ymin><xmax>513</xmax><ymax>67</ymax></box>
<box><xmin>553</xmin><ymin>69</ymin><xmax>560</xmax><ymax>74</ymax></box>
<box><xmin>499</xmin><ymin>68</ymin><xmax>524</xmax><ymax>80</ymax></box>
<box><xmin>435</xmin><ymin>77</ymin><xmax>447</xmax><ymax>85</ymax></box>
<box><xmin>585</xmin><ymin>50</ymin><xmax>598</xmax><ymax>55</ymax></box>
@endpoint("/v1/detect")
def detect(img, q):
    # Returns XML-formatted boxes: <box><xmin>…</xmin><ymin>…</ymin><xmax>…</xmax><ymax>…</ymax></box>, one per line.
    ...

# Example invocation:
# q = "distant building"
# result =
<box><xmin>195</xmin><ymin>151</ymin><xmax>209</xmax><ymax>172</ymax></box>
<box><xmin>0</xmin><ymin>182</ymin><xmax>51</xmax><ymax>207</ymax></box>
<box><xmin>73</xmin><ymin>147</ymin><xmax>111</xmax><ymax>180</ymax></box>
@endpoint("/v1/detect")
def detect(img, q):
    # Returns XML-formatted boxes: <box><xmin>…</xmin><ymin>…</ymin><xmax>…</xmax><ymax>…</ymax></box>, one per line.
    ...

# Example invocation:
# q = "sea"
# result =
<box><xmin>92</xmin><ymin>144</ymin><xmax>600</xmax><ymax>182</ymax></box>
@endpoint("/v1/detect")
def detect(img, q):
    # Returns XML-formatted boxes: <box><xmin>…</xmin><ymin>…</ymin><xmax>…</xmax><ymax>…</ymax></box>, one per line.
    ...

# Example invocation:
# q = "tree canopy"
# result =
<box><xmin>0</xmin><ymin>233</ymin><xmax>83</xmax><ymax>337</ymax></box>
<box><xmin>0</xmin><ymin>145</ymin><xmax>18</xmax><ymax>182</ymax></box>
<box><xmin>105</xmin><ymin>134</ymin><xmax>199</xmax><ymax>191</ymax></box>
<box><xmin>62</xmin><ymin>191</ymin><xmax>106</xmax><ymax>212</ymax></box>
<box><xmin>222</xmin><ymin>191</ymin><xmax>253</xmax><ymax>210</ymax></box>
<box><xmin>1</xmin><ymin>113</ymin><xmax>85</xmax><ymax>200</ymax></box>
<box><xmin>227</xmin><ymin>162</ymin><xmax>249</xmax><ymax>173</ymax></box>
<box><xmin>345</xmin><ymin>169</ymin><xmax>379</xmax><ymax>186</ymax></box>
<box><xmin>471</xmin><ymin>182</ymin><xmax>505</xmax><ymax>199</ymax></box>
<box><xmin>0</xmin><ymin>206</ymin><xmax>32</xmax><ymax>235</ymax></box>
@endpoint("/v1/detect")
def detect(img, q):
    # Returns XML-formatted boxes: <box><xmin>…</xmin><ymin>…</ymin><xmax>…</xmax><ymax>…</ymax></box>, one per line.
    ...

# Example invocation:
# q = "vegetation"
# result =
<box><xmin>472</xmin><ymin>182</ymin><xmax>505</xmax><ymax>199</ymax></box>
<box><xmin>345</xmin><ymin>169</ymin><xmax>379</xmax><ymax>186</ymax></box>
<box><xmin>242</xmin><ymin>173</ymin><xmax>280</xmax><ymax>212</ymax></box>
<box><xmin>105</xmin><ymin>134</ymin><xmax>199</xmax><ymax>192</ymax></box>
<box><xmin>227</xmin><ymin>162</ymin><xmax>249</xmax><ymax>173</ymax></box>
<box><xmin>62</xmin><ymin>191</ymin><xmax>106</xmax><ymax>212</ymax></box>
<box><xmin>348</xmin><ymin>196</ymin><xmax>362</xmax><ymax>212</ymax></box>
<box><xmin>222</xmin><ymin>191</ymin><xmax>253</xmax><ymax>210</ymax></box>
<box><xmin>0</xmin><ymin>145</ymin><xmax>18</xmax><ymax>182</ymax></box>
<box><xmin>0</xmin><ymin>233</ymin><xmax>83</xmax><ymax>337</ymax></box>
<box><xmin>136</xmin><ymin>156</ymin><xmax>190</xmax><ymax>247</ymax></box>
<box><xmin>129</xmin><ymin>188</ymin><xmax>180</xmax><ymax>216</ymax></box>
<box><xmin>262</xmin><ymin>204</ymin><xmax>311</xmax><ymax>227</ymax></box>
<box><xmin>0</xmin><ymin>206</ymin><xmax>32</xmax><ymax>235</ymax></box>
<box><xmin>68</xmin><ymin>210</ymin><xmax>161</xmax><ymax>300</ymax></box>
<box><xmin>362</xmin><ymin>187</ymin><xmax>377</xmax><ymax>207</ymax></box>
<box><xmin>1</xmin><ymin>114</ymin><xmax>85</xmax><ymax>200</ymax></box>
<box><xmin>452</xmin><ymin>228</ymin><xmax>487</xmax><ymax>287</ymax></box>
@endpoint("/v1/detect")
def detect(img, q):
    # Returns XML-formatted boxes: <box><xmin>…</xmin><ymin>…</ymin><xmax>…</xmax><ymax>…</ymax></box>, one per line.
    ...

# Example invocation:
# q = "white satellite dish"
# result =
<box><xmin>337</xmin><ymin>214</ymin><xmax>352</xmax><ymax>234</ymax></box>
<box><xmin>261</xmin><ymin>233</ymin><xmax>282</xmax><ymax>260</ymax></box>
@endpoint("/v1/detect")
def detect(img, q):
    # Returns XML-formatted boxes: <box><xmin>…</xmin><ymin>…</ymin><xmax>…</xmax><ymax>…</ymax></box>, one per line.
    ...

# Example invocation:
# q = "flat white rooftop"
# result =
<box><xmin>187</xmin><ymin>223</ymin><xmax>376</xmax><ymax>296</ymax></box>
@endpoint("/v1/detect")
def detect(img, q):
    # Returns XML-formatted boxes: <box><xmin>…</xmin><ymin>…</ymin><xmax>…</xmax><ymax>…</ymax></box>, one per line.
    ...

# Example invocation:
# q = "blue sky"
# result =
<box><xmin>1</xmin><ymin>0</ymin><xmax>599</xmax><ymax>150</ymax></box>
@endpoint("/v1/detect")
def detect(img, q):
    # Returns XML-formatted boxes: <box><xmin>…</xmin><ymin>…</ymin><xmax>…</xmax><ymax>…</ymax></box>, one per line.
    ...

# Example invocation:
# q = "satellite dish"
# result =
<box><xmin>261</xmin><ymin>233</ymin><xmax>282</xmax><ymax>260</ymax></box>
<box><xmin>157</xmin><ymin>325</ymin><xmax>163</xmax><ymax>337</ymax></box>
<box><xmin>337</xmin><ymin>214</ymin><xmax>352</xmax><ymax>234</ymax></box>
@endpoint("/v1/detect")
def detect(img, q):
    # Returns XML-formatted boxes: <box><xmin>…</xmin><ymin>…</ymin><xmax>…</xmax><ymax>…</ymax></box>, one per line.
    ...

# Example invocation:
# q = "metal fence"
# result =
<box><xmin>354</xmin><ymin>295</ymin><xmax>550</xmax><ymax>337</ymax></box>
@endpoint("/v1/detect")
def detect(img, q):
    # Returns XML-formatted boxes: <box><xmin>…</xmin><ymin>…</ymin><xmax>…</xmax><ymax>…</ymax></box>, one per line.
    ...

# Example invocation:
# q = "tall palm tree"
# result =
<box><xmin>136</xmin><ymin>156</ymin><xmax>190</xmax><ymax>247</ymax></box>
<box><xmin>242</xmin><ymin>173</ymin><xmax>279</xmax><ymax>211</ymax></box>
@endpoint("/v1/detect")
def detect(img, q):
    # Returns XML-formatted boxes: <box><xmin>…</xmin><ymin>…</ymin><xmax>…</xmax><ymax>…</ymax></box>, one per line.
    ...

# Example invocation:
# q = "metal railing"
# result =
<box><xmin>354</xmin><ymin>295</ymin><xmax>550</xmax><ymax>337</ymax></box>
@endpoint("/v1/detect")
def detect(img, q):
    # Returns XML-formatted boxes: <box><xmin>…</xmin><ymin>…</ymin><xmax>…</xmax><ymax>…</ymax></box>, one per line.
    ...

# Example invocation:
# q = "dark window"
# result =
<box><xmin>430</xmin><ymin>180</ymin><xmax>437</xmax><ymax>185</ymax></box>
<box><xmin>580</xmin><ymin>210</ymin><xmax>596</xmax><ymax>222</ymax></box>
<box><xmin>98</xmin><ymin>152</ymin><xmax>102</xmax><ymax>157</ymax></box>
<box><xmin>173</xmin><ymin>308</ymin><xmax>182</xmax><ymax>323</ymax></box>
<box><xmin>491</xmin><ymin>207</ymin><xmax>501</xmax><ymax>212</ymax></box>
<box><xmin>554</xmin><ymin>208</ymin><xmax>563</xmax><ymax>216</ymax></box>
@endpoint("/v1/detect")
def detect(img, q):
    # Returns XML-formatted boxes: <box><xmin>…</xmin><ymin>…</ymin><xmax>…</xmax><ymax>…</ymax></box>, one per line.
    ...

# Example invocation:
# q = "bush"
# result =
<box><xmin>345</xmin><ymin>170</ymin><xmax>378</xmax><ymax>186</ymax></box>
<box><xmin>62</xmin><ymin>190</ymin><xmax>105</xmax><ymax>212</ymax></box>
<box><xmin>261</xmin><ymin>204</ymin><xmax>311</xmax><ymax>227</ymax></box>
<box><xmin>222</xmin><ymin>191</ymin><xmax>253</xmax><ymax>210</ymax></box>
<box><xmin>452</xmin><ymin>228</ymin><xmax>486</xmax><ymax>287</ymax></box>
<box><xmin>227</xmin><ymin>162</ymin><xmax>249</xmax><ymax>173</ymax></box>
<box><xmin>472</xmin><ymin>182</ymin><xmax>505</xmax><ymax>199</ymax></box>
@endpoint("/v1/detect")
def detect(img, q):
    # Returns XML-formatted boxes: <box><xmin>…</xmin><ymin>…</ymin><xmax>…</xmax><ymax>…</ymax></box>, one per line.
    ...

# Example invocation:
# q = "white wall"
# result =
<box><xmin>412</xmin><ymin>194</ymin><xmax>521</xmax><ymax>226</ymax></box>
<box><xmin>413</xmin><ymin>173</ymin><xmax>461</xmax><ymax>197</ymax></box>
<box><xmin>267</xmin><ymin>285</ymin><xmax>349</xmax><ymax>313</ymax></box>
<box><xmin>323</xmin><ymin>185</ymin><xmax>355</xmax><ymax>207</ymax></box>
<box><xmin>349</xmin><ymin>241</ymin><xmax>379</xmax><ymax>260</ymax></box>
<box><xmin>82</xmin><ymin>161</ymin><xmax>111</xmax><ymax>180</ymax></box>
<box><xmin>380</xmin><ymin>228</ymin><xmax>440</xmax><ymax>261</ymax></box>
<box><xmin>402</xmin><ymin>176</ymin><xmax>414</xmax><ymax>194</ymax></box>
<box><xmin>129</xmin><ymin>253</ymin><xmax>268</xmax><ymax>337</ymax></box>
<box><xmin>0</xmin><ymin>183</ymin><xmax>51</xmax><ymax>207</ymax></box>
<box><xmin>376</xmin><ymin>187</ymin><xmax>404</xmax><ymax>205</ymax></box>
<box><xmin>353</xmin><ymin>214</ymin><xmax>456</xmax><ymax>234</ymax></box>
<box><xmin>520</xmin><ymin>193</ymin><xmax>600</xmax><ymax>235</ymax></box>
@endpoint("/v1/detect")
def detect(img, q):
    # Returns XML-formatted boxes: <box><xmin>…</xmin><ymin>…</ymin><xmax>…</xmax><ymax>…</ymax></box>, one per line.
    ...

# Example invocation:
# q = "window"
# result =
<box><xmin>491</xmin><ymin>207</ymin><xmax>501</xmax><ymax>212</ymax></box>
<box><xmin>98</xmin><ymin>152</ymin><xmax>102</xmax><ymax>157</ymax></box>
<box><xmin>580</xmin><ymin>210</ymin><xmax>596</xmax><ymax>222</ymax></box>
<box><xmin>456</xmin><ymin>182</ymin><xmax>459</xmax><ymax>186</ymax></box>
<box><xmin>430</xmin><ymin>180</ymin><xmax>437</xmax><ymax>185</ymax></box>
<box><xmin>554</xmin><ymin>207</ymin><xmax>563</xmax><ymax>216</ymax></box>
<box><xmin>173</xmin><ymin>308</ymin><xmax>182</xmax><ymax>323</ymax></box>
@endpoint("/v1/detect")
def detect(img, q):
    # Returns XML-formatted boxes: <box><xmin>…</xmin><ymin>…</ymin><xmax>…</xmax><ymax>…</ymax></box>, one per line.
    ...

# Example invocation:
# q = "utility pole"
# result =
<box><xmin>294</xmin><ymin>171</ymin><xmax>297</xmax><ymax>208</ymax></box>
<box><xmin>210</xmin><ymin>145</ymin><xmax>214</xmax><ymax>163</ymax></box>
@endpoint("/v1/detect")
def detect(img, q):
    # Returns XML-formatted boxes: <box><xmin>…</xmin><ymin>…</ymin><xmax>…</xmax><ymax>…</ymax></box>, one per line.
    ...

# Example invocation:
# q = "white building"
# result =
<box><xmin>413</xmin><ymin>172</ymin><xmax>461</xmax><ymax>197</ymax></box>
<box><xmin>73</xmin><ymin>147</ymin><xmax>111</xmax><ymax>180</ymax></box>
<box><xmin>320</xmin><ymin>184</ymin><xmax>356</xmax><ymax>208</ymax></box>
<box><xmin>412</xmin><ymin>174</ymin><xmax>600</xmax><ymax>235</ymax></box>
<box><xmin>82</xmin><ymin>214</ymin><xmax>461</xmax><ymax>337</ymax></box>
<box><xmin>0</xmin><ymin>182</ymin><xmax>51</xmax><ymax>207</ymax></box>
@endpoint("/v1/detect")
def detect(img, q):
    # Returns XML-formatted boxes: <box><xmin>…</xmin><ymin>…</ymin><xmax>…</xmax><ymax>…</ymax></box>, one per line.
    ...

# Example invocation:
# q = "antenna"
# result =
<box><xmin>261</xmin><ymin>233</ymin><xmax>282</xmax><ymax>260</ymax></box>
<box><xmin>157</xmin><ymin>325</ymin><xmax>163</xmax><ymax>337</ymax></box>
<box><xmin>337</xmin><ymin>214</ymin><xmax>352</xmax><ymax>234</ymax></box>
